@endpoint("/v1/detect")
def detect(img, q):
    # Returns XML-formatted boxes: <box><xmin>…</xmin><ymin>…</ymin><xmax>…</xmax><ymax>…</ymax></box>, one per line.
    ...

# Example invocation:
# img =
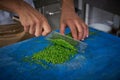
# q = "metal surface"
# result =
<box><xmin>44</xmin><ymin>3</ymin><xmax>61</xmax><ymax>29</ymax></box>
<box><xmin>33</xmin><ymin>0</ymin><xmax>60</xmax><ymax>9</ymax></box>
<box><xmin>83</xmin><ymin>0</ymin><xmax>120</xmax><ymax>16</ymax></box>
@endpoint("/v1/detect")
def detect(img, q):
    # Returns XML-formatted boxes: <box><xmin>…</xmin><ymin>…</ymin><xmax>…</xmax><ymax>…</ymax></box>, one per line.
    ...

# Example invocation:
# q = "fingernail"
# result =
<box><xmin>87</xmin><ymin>35</ymin><xmax>89</xmax><ymax>37</ymax></box>
<box><xmin>82</xmin><ymin>39</ymin><xmax>84</xmax><ymax>41</ymax></box>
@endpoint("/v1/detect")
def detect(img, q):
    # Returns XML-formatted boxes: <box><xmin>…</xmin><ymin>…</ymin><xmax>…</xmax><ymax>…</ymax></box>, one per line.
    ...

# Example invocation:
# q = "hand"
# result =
<box><xmin>60</xmin><ymin>12</ymin><xmax>88</xmax><ymax>40</ymax></box>
<box><xmin>60</xmin><ymin>0</ymin><xmax>89</xmax><ymax>40</ymax></box>
<box><xmin>17</xmin><ymin>2</ymin><xmax>51</xmax><ymax>37</ymax></box>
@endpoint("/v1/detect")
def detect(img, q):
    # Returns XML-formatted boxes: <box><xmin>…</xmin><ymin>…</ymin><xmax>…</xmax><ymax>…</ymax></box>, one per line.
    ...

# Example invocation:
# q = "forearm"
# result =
<box><xmin>0</xmin><ymin>0</ymin><xmax>24</xmax><ymax>14</ymax></box>
<box><xmin>61</xmin><ymin>0</ymin><xmax>75</xmax><ymax>13</ymax></box>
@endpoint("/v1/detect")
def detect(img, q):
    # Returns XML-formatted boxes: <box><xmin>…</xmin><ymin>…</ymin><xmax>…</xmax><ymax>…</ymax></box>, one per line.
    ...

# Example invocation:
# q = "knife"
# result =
<box><xmin>46</xmin><ymin>31</ymin><xmax>87</xmax><ymax>53</ymax></box>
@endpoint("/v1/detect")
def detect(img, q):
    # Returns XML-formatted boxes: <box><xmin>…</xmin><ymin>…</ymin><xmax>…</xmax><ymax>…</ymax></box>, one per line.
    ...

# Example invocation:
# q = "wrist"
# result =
<box><xmin>13</xmin><ymin>1</ymin><xmax>26</xmax><ymax>16</ymax></box>
<box><xmin>61</xmin><ymin>0</ymin><xmax>75</xmax><ymax>13</ymax></box>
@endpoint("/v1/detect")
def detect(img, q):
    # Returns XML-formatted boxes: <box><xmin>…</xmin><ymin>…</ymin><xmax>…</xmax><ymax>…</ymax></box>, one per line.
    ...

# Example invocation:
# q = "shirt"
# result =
<box><xmin>0</xmin><ymin>0</ymin><xmax>34</xmax><ymax>25</ymax></box>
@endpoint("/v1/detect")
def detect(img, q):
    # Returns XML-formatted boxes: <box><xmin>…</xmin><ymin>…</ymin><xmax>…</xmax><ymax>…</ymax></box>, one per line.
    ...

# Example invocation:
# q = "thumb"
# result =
<box><xmin>42</xmin><ymin>22</ymin><xmax>51</xmax><ymax>36</ymax></box>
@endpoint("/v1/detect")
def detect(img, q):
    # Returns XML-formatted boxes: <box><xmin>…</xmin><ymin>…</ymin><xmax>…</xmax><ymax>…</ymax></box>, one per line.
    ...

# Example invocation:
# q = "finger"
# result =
<box><xmin>60</xmin><ymin>23</ymin><xmax>66</xmax><ymax>35</ymax></box>
<box><xmin>35</xmin><ymin>22</ymin><xmax>42</xmax><ymax>37</ymax></box>
<box><xmin>68</xmin><ymin>23</ymin><xmax>78</xmax><ymax>40</ymax></box>
<box><xmin>75</xmin><ymin>21</ymin><xmax>84</xmax><ymax>40</ymax></box>
<box><xmin>84</xmin><ymin>23</ymin><xmax>89</xmax><ymax>38</ymax></box>
<box><xmin>78</xmin><ymin>26</ymin><xmax>84</xmax><ymax>40</ymax></box>
<box><xmin>42</xmin><ymin>21</ymin><xmax>51</xmax><ymax>36</ymax></box>
<box><xmin>29</xmin><ymin>22</ymin><xmax>36</xmax><ymax>34</ymax></box>
<box><xmin>24</xmin><ymin>25</ymin><xmax>30</xmax><ymax>32</ymax></box>
<box><xmin>81</xmin><ymin>23</ymin><xmax>87</xmax><ymax>39</ymax></box>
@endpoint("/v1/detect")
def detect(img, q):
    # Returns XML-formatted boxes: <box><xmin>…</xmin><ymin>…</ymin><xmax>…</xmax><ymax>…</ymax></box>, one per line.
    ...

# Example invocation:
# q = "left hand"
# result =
<box><xmin>60</xmin><ymin>9</ymin><xmax>89</xmax><ymax>40</ymax></box>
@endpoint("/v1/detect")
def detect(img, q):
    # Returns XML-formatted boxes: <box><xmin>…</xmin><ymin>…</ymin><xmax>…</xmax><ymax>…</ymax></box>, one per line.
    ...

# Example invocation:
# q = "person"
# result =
<box><xmin>0</xmin><ymin>0</ymin><xmax>88</xmax><ymax>40</ymax></box>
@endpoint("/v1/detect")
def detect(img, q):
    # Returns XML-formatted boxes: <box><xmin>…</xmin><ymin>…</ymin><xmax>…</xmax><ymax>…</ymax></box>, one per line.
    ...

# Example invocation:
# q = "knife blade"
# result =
<box><xmin>46</xmin><ymin>31</ymin><xmax>87</xmax><ymax>53</ymax></box>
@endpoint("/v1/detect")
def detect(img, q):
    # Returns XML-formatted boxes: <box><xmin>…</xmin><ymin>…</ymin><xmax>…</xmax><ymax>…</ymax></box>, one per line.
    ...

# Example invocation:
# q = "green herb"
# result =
<box><xmin>23</xmin><ymin>39</ymin><xmax>78</xmax><ymax>67</ymax></box>
<box><xmin>31</xmin><ymin>45</ymin><xmax>77</xmax><ymax>64</ymax></box>
<box><xmin>66</xmin><ymin>33</ymin><xmax>72</xmax><ymax>37</ymax></box>
<box><xmin>49</xmin><ymin>39</ymin><xmax>76</xmax><ymax>50</ymax></box>
<box><xmin>89</xmin><ymin>31</ymin><xmax>97</xmax><ymax>36</ymax></box>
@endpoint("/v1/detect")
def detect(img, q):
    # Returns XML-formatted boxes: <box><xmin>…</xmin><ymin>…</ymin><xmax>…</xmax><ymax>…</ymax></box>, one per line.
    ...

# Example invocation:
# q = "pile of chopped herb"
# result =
<box><xmin>23</xmin><ymin>39</ymin><xmax>78</xmax><ymax>66</ymax></box>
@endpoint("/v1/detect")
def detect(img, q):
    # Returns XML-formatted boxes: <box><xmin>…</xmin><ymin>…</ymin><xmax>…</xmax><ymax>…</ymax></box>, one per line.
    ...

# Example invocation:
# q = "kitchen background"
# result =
<box><xmin>33</xmin><ymin>0</ymin><xmax>120</xmax><ymax>35</ymax></box>
<box><xmin>0</xmin><ymin>0</ymin><xmax>120</xmax><ymax>47</ymax></box>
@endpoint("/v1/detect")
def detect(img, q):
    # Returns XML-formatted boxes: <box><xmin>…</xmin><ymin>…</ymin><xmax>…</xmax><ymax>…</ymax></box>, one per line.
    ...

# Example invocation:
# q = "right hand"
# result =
<box><xmin>17</xmin><ymin>1</ymin><xmax>51</xmax><ymax>37</ymax></box>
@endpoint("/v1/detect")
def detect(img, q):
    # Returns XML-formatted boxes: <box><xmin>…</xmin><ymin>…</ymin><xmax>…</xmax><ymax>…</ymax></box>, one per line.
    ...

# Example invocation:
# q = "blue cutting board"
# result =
<box><xmin>0</xmin><ymin>28</ymin><xmax>120</xmax><ymax>80</ymax></box>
